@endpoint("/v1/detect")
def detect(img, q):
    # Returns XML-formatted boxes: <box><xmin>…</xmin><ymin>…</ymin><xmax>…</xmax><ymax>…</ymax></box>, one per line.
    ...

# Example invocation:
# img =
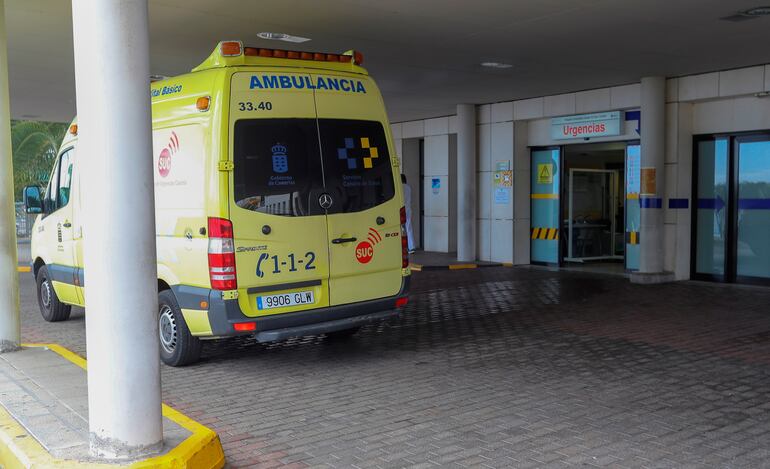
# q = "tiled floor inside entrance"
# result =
<box><xmin>15</xmin><ymin>260</ymin><xmax>770</xmax><ymax>468</ymax></box>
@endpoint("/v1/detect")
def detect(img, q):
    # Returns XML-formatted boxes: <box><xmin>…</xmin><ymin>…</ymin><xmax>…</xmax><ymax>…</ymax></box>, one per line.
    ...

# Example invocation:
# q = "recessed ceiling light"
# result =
<box><xmin>741</xmin><ymin>6</ymin><xmax>770</xmax><ymax>16</ymax></box>
<box><xmin>481</xmin><ymin>62</ymin><xmax>513</xmax><ymax>69</ymax></box>
<box><xmin>257</xmin><ymin>32</ymin><xmax>311</xmax><ymax>43</ymax></box>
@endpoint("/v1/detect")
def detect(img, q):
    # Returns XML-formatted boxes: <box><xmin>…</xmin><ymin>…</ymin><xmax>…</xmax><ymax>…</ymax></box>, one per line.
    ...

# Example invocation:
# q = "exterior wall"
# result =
<box><xmin>392</xmin><ymin>63</ymin><xmax>770</xmax><ymax>279</ymax></box>
<box><xmin>476</xmin><ymin>104</ymin><xmax>514</xmax><ymax>263</ymax></box>
<box><xmin>392</xmin><ymin>116</ymin><xmax>457</xmax><ymax>253</ymax></box>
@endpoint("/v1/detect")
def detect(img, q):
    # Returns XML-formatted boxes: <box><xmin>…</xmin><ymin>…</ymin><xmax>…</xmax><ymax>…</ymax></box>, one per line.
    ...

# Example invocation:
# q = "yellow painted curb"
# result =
<box><xmin>0</xmin><ymin>344</ymin><xmax>226</xmax><ymax>469</ymax></box>
<box><xmin>16</xmin><ymin>266</ymin><xmax>31</xmax><ymax>273</ymax></box>
<box><xmin>448</xmin><ymin>263</ymin><xmax>477</xmax><ymax>270</ymax></box>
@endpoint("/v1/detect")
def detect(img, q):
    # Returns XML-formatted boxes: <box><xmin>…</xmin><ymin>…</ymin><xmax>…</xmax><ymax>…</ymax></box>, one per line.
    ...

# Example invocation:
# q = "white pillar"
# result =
<box><xmin>71</xmin><ymin>0</ymin><xmax>162</xmax><ymax>458</ymax></box>
<box><xmin>635</xmin><ymin>76</ymin><xmax>669</xmax><ymax>281</ymax></box>
<box><xmin>456</xmin><ymin>104</ymin><xmax>476</xmax><ymax>262</ymax></box>
<box><xmin>0</xmin><ymin>0</ymin><xmax>20</xmax><ymax>353</ymax></box>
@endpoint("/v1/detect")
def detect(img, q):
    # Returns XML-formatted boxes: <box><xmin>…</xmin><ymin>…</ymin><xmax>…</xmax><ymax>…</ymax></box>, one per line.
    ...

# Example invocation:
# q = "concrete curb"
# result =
<box><xmin>0</xmin><ymin>343</ymin><xmax>226</xmax><ymax>469</ymax></box>
<box><xmin>410</xmin><ymin>262</ymin><xmax>513</xmax><ymax>272</ymax></box>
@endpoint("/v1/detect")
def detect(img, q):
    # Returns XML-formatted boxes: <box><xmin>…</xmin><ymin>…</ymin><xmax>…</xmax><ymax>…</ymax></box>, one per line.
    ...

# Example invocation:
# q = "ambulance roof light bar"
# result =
<box><xmin>217</xmin><ymin>40</ymin><xmax>363</xmax><ymax>65</ymax></box>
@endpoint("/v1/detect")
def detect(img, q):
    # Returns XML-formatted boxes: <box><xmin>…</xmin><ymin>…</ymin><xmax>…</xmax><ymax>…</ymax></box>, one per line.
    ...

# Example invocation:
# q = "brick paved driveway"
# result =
<box><xmin>16</xmin><ymin>266</ymin><xmax>770</xmax><ymax>468</ymax></box>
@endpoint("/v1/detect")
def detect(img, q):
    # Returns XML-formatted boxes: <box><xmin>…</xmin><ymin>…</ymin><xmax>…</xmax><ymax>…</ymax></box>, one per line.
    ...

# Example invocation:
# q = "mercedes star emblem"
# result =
<box><xmin>318</xmin><ymin>193</ymin><xmax>333</xmax><ymax>209</ymax></box>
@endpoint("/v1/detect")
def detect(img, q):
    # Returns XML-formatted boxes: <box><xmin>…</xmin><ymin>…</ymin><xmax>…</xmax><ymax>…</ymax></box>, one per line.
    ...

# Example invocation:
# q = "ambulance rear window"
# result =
<box><xmin>318</xmin><ymin>119</ymin><xmax>395</xmax><ymax>214</ymax></box>
<box><xmin>233</xmin><ymin>119</ymin><xmax>323</xmax><ymax>217</ymax></box>
<box><xmin>233</xmin><ymin>118</ymin><xmax>395</xmax><ymax>216</ymax></box>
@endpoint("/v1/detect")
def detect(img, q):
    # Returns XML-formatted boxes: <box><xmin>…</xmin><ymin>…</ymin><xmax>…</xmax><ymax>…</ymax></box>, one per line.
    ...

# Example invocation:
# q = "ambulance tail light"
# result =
<box><xmin>400</xmin><ymin>207</ymin><xmax>409</xmax><ymax>268</ymax></box>
<box><xmin>208</xmin><ymin>217</ymin><xmax>237</xmax><ymax>291</ymax></box>
<box><xmin>233</xmin><ymin>322</ymin><xmax>256</xmax><ymax>332</ymax></box>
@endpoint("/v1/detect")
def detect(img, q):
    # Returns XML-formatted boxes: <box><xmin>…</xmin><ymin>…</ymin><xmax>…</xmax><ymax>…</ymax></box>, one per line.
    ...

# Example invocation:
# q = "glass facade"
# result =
<box><xmin>625</xmin><ymin>144</ymin><xmax>641</xmax><ymax>270</ymax></box>
<box><xmin>736</xmin><ymin>139</ymin><xmax>770</xmax><ymax>280</ymax></box>
<box><xmin>695</xmin><ymin>139</ymin><xmax>728</xmax><ymax>277</ymax></box>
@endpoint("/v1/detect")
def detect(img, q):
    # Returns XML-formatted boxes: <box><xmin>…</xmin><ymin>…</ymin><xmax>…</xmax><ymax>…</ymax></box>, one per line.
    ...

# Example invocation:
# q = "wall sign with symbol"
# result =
<box><xmin>493</xmin><ymin>170</ymin><xmax>513</xmax><ymax>205</ymax></box>
<box><xmin>537</xmin><ymin>164</ymin><xmax>553</xmax><ymax>185</ymax></box>
<box><xmin>431</xmin><ymin>178</ymin><xmax>441</xmax><ymax>195</ymax></box>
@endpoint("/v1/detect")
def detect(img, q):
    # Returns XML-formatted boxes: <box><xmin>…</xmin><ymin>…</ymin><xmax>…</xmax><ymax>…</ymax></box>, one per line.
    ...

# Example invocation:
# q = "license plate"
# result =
<box><xmin>257</xmin><ymin>290</ymin><xmax>315</xmax><ymax>310</ymax></box>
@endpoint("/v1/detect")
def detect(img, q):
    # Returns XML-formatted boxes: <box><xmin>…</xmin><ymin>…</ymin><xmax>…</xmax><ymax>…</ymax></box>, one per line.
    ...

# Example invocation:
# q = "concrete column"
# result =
<box><xmin>633</xmin><ymin>76</ymin><xmax>672</xmax><ymax>283</ymax></box>
<box><xmin>0</xmin><ymin>0</ymin><xmax>20</xmax><ymax>352</ymax></box>
<box><xmin>456</xmin><ymin>104</ymin><xmax>476</xmax><ymax>262</ymax></box>
<box><xmin>71</xmin><ymin>0</ymin><xmax>162</xmax><ymax>458</ymax></box>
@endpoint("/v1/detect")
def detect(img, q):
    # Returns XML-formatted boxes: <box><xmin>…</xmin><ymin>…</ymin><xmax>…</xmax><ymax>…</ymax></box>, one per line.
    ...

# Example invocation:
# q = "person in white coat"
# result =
<box><xmin>401</xmin><ymin>174</ymin><xmax>415</xmax><ymax>253</ymax></box>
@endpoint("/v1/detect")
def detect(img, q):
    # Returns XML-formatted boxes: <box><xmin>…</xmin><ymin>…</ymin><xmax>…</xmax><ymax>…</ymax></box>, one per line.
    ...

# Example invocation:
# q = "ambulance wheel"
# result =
<box><xmin>36</xmin><ymin>265</ymin><xmax>71</xmax><ymax>322</ymax></box>
<box><xmin>158</xmin><ymin>290</ymin><xmax>201</xmax><ymax>367</ymax></box>
<box><xmin>326</xmin><ymin>326</ymin><xmax>361</xmax><ymax>341</ymax></box>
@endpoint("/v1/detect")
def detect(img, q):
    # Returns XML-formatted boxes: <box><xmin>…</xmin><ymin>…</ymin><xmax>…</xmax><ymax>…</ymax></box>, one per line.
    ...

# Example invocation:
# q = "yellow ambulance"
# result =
<box><xmin>25</xmin><ymin>41</ymin><xmax>410</xmax><ymax>366</ymax></box>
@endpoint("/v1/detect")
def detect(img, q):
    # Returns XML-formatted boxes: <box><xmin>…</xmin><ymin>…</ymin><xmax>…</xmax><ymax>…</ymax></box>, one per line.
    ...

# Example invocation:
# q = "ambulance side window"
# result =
<box><xmin>318</xmin><ymin>119</ymin><xmax>395</xmax><ymax>214</ymax></box>
<box><xmin>42</xmin><ymin>157</ymin><xmax>61</xmax><ymax>215</ymax></box>
<box><xmin>233</xmin><ymin>119</ymin><xmax>323</xmax><ymax>217</ymax></box>
<box><xmin>43</xmin><ymin>148</ymin><xmax>74</xmax><ymax>215</ymax></box>
<box><xmin>57</xmin><ymin>149</ymin><xmax>74</xmax><ymax>209</ymax></box>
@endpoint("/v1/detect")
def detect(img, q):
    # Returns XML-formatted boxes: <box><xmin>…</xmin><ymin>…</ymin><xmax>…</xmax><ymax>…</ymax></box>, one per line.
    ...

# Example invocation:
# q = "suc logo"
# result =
<box><xmin>158</xmin><ymin>131</ymin><xmax>179</xmax><ymax>178</ymax></box>
<box><xmin>355</xmin><ymin>241</ymin><xmax>374</xmax><ymax>264</ymax></box>
<box><xmin>355</xmin><ymin>227</ymin><xmax>382</xmax><ymax>264</ymax></box>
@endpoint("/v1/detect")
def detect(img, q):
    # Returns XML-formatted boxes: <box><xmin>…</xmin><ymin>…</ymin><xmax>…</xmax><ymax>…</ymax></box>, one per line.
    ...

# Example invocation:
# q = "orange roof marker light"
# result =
<box><xmin>193</xmin><ymin>42</ymin><xmax>366</xmax><ymax>73</ymax></box>
<box><xmin>196</xmin><ymin>96</ymin><xmax>211</xmax><ymax>112</ymax></box>
<box><xmin>235</xmin><ymin>44</ymin><xmax>362</xmax><ymax>65</ymax></box>
<box><xmin>220</xmin><ymin>41</ymin><xmax>243</xmax><ymax>57</ymax></box>
<box><xmin>69</xmin><ymin>124</ymin><xmax>78</xmax><ymax>135</ymax></box>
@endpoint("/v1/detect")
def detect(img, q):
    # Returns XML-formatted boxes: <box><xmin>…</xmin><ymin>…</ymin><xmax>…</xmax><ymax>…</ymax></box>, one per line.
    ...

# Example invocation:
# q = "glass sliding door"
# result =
<box><xmin>531</xmin><ymin>148</ymin><xmax>560</xmax><ymax>264</ymax></box>
<box><xmin>694</xmin><ymin>138</ymin><xmax>729</xmax><ymax>279</ymax></box>
<box><xmin>735</xmin><ymin>136</ymin><xmax>770</xmax><ymax>282</ymax></box>
<box><xmin>565</xmin><ymin>169</ymin><xmax>621</xmax><ymax>262</ymax></box>
<box><xmin>693</xmin><ymin>133</ymin><xmax>770</xmax><ymax>285</ymax></box>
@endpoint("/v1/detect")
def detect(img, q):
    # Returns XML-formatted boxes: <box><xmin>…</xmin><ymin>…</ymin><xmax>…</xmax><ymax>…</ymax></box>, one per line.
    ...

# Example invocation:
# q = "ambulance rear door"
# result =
<box><xmin>228</xmin><ymin>71</ymin><xmax>331</xmax><ymax>317</ymax></box>
<box><xmin>311</xmin><ymin>73</ymin><xmax>403</xmax><ymax>306</ymax></box>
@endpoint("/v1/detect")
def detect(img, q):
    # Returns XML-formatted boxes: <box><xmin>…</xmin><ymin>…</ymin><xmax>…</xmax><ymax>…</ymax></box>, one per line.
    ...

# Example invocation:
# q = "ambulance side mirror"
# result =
<box><xmin>23</xmin><ymin>186</ymin><xmax>43</xmax><ymax>214</ymax></box>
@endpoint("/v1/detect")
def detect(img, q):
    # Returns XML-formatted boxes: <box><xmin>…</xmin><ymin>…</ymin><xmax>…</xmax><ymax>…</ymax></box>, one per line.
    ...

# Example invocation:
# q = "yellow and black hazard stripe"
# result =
<box><xmin>531</xmin><ymin>227</ymin><xmax>559</xmax><ymax>240</ymax></box>
<box><xmin>626</xmin><ymin>231</ymin><xmax>640</xmax><ymax>245</ymax></box>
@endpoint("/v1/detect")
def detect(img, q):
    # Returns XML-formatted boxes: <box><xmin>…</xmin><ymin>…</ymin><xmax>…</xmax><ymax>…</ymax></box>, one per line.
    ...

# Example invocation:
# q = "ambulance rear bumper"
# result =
<box><xmin>172</xmin><ymin>275</ymin><xmax>410</xmax><ymax>340</ymax></box>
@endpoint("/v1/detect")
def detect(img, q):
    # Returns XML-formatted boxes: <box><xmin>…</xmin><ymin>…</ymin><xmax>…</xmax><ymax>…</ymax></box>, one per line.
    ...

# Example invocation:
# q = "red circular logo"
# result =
<box><xmin>355</xmin><ymin>241</ymin><xmax>374</xmax><ymax>264</ymax></box>
<box><xmin>158</xmin><ymin>148</ymin><xmax>171</xmax><ymax>178</ymax></box>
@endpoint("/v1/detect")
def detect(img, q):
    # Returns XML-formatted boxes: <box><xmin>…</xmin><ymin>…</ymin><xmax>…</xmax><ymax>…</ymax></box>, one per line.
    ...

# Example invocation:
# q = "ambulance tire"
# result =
<box><xmin>158</xmin><ymin>290</ymin><xmax>201</xmax><ymax>367</ymax></box>
<box><xmin>326</xmin><ymin>326</ymin><xmax>361</xmax><ymax>341</ymax></box>
<box><xmin>36</xmin><ymin>265</ymin><xmax>71</xmax><ymax>322</ymax></box>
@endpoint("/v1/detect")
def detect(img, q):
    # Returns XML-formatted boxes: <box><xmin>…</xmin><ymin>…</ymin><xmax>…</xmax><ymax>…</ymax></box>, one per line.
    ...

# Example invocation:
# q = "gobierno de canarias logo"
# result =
<box><xmin>355</xmin><ymin>227</ymin><xmax>382</xmax><ymax>264</ymax></box>
<box><xmin>158</xmin><ymin>131</ymin><xmax>179</xmax><ymax>178</ymax></box>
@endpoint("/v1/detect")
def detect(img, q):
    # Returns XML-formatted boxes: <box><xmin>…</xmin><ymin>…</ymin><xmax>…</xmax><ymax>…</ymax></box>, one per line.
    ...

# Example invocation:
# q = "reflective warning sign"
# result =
<box><xmin>537</xmin><ymin>163</ymin><xmax>553</xmax><ymax>185</ymax></box>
